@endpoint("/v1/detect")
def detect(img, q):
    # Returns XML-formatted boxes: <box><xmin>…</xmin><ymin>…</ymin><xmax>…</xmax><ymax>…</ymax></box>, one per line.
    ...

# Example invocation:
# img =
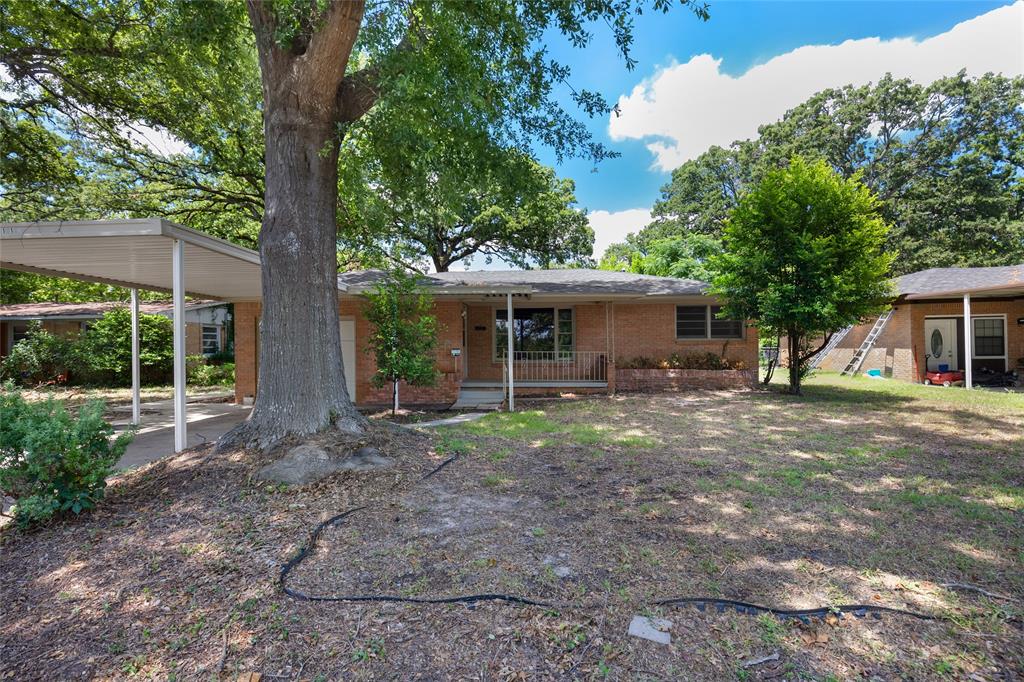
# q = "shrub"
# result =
<box><xmin>78</xmin><ymin>308</ymin><xmax>174</xmax><ymax>385</ymax></box>
<box><xmin>620</xmin><ymin>353</ymin><xmax>745</xmax><ymax>371</ymax></box>
<box><xmin>0</xmin><ymin>324</ymin><xmax>80</xmax><ymax>386</ymax></box>
<box><xmin>0</xmin><ymin>386</ymin><xmax>132</xmax><ymax>528</ymax></box>
<box><xmin>186</xmin><ymin>355</ymin><xmax>235</xmax><ymax>386</ymax></box>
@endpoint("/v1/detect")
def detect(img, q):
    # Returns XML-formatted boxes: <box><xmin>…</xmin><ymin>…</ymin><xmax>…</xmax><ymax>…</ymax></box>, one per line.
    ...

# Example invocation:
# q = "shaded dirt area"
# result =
<box><xmin>2</xmin><ymin>383</ymin><xmax>1022</xmax><ymax>680</ymax></box>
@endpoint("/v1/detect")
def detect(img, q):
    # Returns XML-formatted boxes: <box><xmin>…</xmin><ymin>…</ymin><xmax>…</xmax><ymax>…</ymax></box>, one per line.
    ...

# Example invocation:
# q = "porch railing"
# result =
<box><xmin>508</xmin><ymin>350</ymin><xmax>607</xmax><ymax>383</ymax></box>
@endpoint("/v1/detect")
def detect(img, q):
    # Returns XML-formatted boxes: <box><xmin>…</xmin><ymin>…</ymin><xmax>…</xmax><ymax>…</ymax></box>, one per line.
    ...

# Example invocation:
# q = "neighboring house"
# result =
<box><xmin>809</xmin><ymin>265</ymin><xmax>1024</xmax><ymax>383</ymax></box>
<box><xmin>0</xmin><ymin>300</ymin><xmax>231</xmax><ymax>359</ymax></box>
<box><xmin>233</xmin><ymin>269</ymin><xmax>760</xmax><ymax>407</ymax></box>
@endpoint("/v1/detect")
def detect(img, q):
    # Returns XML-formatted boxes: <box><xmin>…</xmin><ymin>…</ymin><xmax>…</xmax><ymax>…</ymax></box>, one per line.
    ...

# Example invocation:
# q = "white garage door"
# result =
<box><xmin>340</xmin><ymin>319</ymin><xmax>356</xmax><ymax>402</ymax></box>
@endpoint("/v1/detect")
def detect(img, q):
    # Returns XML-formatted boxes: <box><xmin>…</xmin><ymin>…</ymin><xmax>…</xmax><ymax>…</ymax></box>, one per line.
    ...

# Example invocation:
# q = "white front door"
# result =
<box><xmin>924</xmin><ymin>319</ymin><xmax>957</xmax><ymax>371</ymax></box>
<box><xmin>340</xmin><ymin>319</ymin><xmax>356</xmax><ymax>402</ymax></box>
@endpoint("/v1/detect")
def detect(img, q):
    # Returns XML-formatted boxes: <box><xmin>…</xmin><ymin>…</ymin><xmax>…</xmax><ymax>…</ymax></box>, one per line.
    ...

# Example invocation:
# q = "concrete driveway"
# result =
<box><xmin>110</xmin><ymin>393</ymin><xmax>251</xmax><ymax>470</ymax></box>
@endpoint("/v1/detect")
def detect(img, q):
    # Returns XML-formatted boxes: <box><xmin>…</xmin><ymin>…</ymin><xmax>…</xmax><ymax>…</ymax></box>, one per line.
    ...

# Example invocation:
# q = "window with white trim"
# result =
<box><xmin>495</xmin><ymin>307</ymin><xmax>574</xmax><ymax>358</ymax></box>
<box><xmin>676</xmin><ymin>305</ymin><xmax>743</xmax><ymax>339</ymax></box>
<box><xmin>972</xmin><ymin>318</ymin><xmax>1004</xmax><ymax>358</ymax></box>
<box><xmin>201</xmin><ymin>325</ymin><xmax>221</xmax><ymax>354</ymax></box>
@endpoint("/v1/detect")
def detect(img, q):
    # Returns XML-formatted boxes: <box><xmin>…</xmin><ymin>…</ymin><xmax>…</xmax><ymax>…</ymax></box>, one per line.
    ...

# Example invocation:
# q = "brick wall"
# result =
<box><xmin>353</xmin><ymin>299</ymin><xmax>463</xmax><ymax>407</ymax></box>
<box><xmin>611</xmin><ymin>302</ymin><xmax>760</xmax><ymax>370</ymax></box>
<box><xmin>804</xmin><ymin>297</ymin><xmax>1024</xmax><ymax>382</ymax></box>
<box><xmin>233</xmin><ymin>297</ymin><xmax>763</xmax><ymax>404</ymax></box>
<box><xmin>234</xmin><ymin>298</ymin><xmax>463</xmax><ymax>407</ymax></box>
<box><xmin>908</xmin><ymin>298</ymin><xmax>1024</xmax><ymax>380</ymax></box>
<box><xmin>617</xmin><ymin>368</ymin><xmax>757</xmax><ymax>391</ymax></box>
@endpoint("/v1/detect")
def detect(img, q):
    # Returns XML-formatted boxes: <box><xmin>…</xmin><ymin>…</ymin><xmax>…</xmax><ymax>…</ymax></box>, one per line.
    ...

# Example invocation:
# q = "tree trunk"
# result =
<box><xmin>788</xmin><ymin>330</ymin><xmax>802</xmax><ymax>395</ymax></box>
<box><xmin>219</xmin><ymin>0</ymin><xmax>368</xmax><ymax>451</ymax></box>
<box><xmin>393</xmin><ymin>379</ymin><xmax>399</xmax><ymax>416</ymax></box>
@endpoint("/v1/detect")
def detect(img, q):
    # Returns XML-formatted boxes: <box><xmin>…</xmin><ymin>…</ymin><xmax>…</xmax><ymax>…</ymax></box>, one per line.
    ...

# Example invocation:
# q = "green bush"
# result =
<box><xmin>0</xmin><ymin>324</ymin><xmax>80</xmax><ymax>386</ymax></box>
<box><xmin>186</xmin><ymin>355</ymin><xmax>235</xmax><ymax>386</ymax></box>
<box><xmin>78</xmin><ymin>308</ymin><xmax>174</xmax><ymax>385</ymax></box>
<box><xmin>0</xmin><ymin>386</ymin><xmax>132</xmax><ymax>528</ymax></box>
<box><xmin>620</xmin><ymin>353</ymin><xmax>745</xmax><ymax>371</ymax></box>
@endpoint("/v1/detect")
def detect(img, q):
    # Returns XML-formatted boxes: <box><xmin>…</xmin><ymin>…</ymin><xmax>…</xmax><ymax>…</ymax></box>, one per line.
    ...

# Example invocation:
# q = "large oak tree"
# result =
<box><xmin>2</xmin><ymin>0</ymin><xmax>710</xmax><ymax>449</ymax></box>
<box><xmin>607</xmin><ymin>73</ymin><xmax>1024</xmax><ymax>275</ymax></box>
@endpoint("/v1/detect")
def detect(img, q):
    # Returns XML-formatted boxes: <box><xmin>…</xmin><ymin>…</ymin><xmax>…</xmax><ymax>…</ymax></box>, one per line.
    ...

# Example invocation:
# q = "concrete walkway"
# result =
<box><xmin>112</xmin><ymin>393</ymin><xmax>250</xmax><ymax>470</ymax></box>
<box><xmin>412</xmin><ymin>412</ymin><xmax>488</xmax><ymax>429</ymax></box>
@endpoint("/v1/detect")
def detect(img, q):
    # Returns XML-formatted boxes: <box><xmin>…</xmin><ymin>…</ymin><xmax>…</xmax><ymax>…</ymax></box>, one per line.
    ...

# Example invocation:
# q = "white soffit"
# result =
<box><xmin>0</xmin><ymin>218</ymin><xmax>263</xmax><ymax>300</ymax></box>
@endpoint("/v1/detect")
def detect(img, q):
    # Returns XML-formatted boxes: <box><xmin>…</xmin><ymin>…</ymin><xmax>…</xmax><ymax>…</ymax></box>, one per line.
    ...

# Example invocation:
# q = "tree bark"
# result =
<box><xmin>788</xmin><ymin>329</ymin><xmax>802</xmax><ymax>395</ymax></box>
<box><xmin>220</xmin><ymin>0</ymin><xmax>369</xmax><ymax>451</ymax></box>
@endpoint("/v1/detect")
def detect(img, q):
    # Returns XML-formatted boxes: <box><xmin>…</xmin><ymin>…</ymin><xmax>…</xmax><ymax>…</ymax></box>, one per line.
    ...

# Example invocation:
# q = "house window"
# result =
<box><xmin>495</xmin><ymin>307</ymin><xmax>574</xmax><ymax>358</ymax></box>
<box><xmin>201</xmin><ymin>325</ymin><xmax>221</xmax><ymax>354</ymax></box>
<box><xmin>676</xmin><ymin>306</ymin><xmax>707</xmax><ymax>338</ymax></box>
<box><xmin>709</xmin><ymin>306</ymin><xmax>743</xmax><ymax>339</ymax></box>
<box><xmin>11</xmin><ymin>322</ymin><xmax>31</xmax><ymax>345</ymax></box>
<box><xmin>972</xmin><ymin>318</ymin><xmax>1004</xmax><ymax>358</ymax></box>
<box><xmin>676</xmin><ymin>305</ymin><xmax>743</xmax><ymax>339</ymax></box>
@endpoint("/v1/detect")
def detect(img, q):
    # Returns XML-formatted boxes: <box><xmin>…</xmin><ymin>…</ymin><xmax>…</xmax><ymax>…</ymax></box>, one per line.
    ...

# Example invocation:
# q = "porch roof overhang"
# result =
<box><xmin>0</xmin><ymin>219</ymin><xmax>263</xmax><ymax>300</ymax></box>
<box><xmin>904</xmin><ymin>282</ymin><xmax>1024</xmax><ymax>301</ymax></box>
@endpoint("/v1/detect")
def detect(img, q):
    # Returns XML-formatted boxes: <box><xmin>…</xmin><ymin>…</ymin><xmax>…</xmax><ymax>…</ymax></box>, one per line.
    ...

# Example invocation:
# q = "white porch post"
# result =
<box><xmin>963</xmin><ymin>293</ymin><xmax>972</xmax><ymax>390</ymax></box>
<box><xmin>507</xmin><ymin>292</ymin><xmax>515</xmax><ymax>412</ymax></box>
<box><xmin>172</xmin><ymin>239</ymin><xmax>187</xmax><ymax>451</ymax></box>
<box><xmin>130</xmin><ymin>288</ymin><xmax>141</xmax><ymax>426</ymax></box>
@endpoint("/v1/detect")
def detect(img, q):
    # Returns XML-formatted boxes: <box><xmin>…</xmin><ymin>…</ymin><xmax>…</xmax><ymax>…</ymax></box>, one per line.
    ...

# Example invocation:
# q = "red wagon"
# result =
<box><xmin>923</xmin><ymin>370</ymin><xmax>964</xmax><ymax>387</ymax></box>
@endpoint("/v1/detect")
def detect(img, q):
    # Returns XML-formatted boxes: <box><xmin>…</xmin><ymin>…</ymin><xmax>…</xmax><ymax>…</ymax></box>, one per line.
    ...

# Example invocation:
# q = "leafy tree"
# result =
<box><xmin>341</xmin><ymin>148</ymin><xmax>593</xmax><ymax>272</ymax></box>
<box><xmin>79</xmin><ymin>308</ymin><xmax>174</xmax><ymax>386</ymax></box>
<box><xmin>712</xmin><ymin>157</ymin><xmax>894</xmax><ymax>394</ymax></box>
<box><xmin>0</xmin><ymin>324</ymin><xmax>79</xmax><ymax>386</ymax></box>
<box><xmin>608</xmin><ymin>73</ymin><xmax>1024</xmax><ymax>275</ymax></box>
<box><xmin>599</xmin><ymin>233</ymin><xmax>722</xmax><ymax>280</ymax></box>
<box><xmin>3</xmin><ymin>0</ymin><xmax>711</xmax><ymax>450</ymax></box>
<box><xmin>0</xmin><ymin>270</ymin><xmax>168</xmax><ymax>305</ymax></box>
<box><xmin>363</xmin><ymin>271</ymin><xmax>438</xmax><ymax>415</ymax></box>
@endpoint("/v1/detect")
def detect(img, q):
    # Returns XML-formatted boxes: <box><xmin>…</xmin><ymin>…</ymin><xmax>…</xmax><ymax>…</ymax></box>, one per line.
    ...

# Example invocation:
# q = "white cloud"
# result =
<box><xmin>588</xmin><ymin>208</ymin><xmax>652</xmax><ymax>259</ymax></box>
<box><xmin>609</xmin><ymin>1</ymin><xmax>1024</xmax><ymax>170</ymax></box>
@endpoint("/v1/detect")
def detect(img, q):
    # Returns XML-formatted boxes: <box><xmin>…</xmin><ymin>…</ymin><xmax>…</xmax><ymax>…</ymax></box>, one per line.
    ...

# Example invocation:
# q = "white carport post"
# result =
<box><xmin>963</xmin><ymin>293</ymin><xmax>973</xmax><ymax>390</ymax></box>
<box><xmin>507</xmin><ymin>292</ymin><xmax>515</xmax><ymax>412</ymax></box>
<box><xmin>130</xmin><ymin>288</ymin><xmax>141</xmax><ymax>426</ymax></box>
<box><xmin>172</xmin><ymin>239</ymin><xmax>187</xmax><ymax>451</ymax></box>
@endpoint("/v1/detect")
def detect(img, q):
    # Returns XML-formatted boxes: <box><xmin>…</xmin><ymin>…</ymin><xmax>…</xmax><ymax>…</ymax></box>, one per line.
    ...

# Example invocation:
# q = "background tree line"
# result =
<box><xmin>602</xmin><ymin>72</ymin><xmax>1024</xmax><ymax>278</ymax></box>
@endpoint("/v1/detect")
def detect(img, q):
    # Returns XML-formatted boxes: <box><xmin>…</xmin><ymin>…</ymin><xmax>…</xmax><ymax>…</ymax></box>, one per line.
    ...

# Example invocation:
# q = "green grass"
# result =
<box><xmin>455</xmin><ymin>408</ymin><xmax>659</xmax><ymax>449</ymax></box>
<box><xmin>798</xmin><ymin>371</ymin><xmax>1024</xmax><ymax>412</ymax></box>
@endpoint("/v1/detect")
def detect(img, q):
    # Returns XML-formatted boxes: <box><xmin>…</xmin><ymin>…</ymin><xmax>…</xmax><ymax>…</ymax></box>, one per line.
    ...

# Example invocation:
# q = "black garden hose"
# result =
<box><xmin>656</xmin><ymin>597</ymin><xmax>938</xmax><ymax>622</ymax></box>
<box><xmin>277</xmin><ymin>452</ymin><xmax>948</xmax><ymax>621</ymax></box>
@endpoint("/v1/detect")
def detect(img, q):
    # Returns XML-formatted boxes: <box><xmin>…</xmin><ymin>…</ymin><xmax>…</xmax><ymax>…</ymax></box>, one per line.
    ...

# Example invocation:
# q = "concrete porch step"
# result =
<box><xmin>452</xmin><ymin>388</ymin><xmax>505</xmax><ymax>410</ymax></box>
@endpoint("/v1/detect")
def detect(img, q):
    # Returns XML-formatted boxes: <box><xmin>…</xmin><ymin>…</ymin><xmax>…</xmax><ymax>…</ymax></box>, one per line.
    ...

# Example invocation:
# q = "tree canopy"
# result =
<box><xmin>607</xmin><ymin>73</ymin><xmax>1024</xmax><ymax>275</ymax></box>
<box><xmin>339</xmin><ymin>143</ymin><xmax>593</xmax><ymax>272</ymax></box>
<box><xmin>712</xmin><ymin>156</ymin><xmax>894</xmax><ymax>394</ymax></box>
<box><xmin>1</xmin><ymin>0</ymin><xmax>713</xmax><ymax>447</ymax></box>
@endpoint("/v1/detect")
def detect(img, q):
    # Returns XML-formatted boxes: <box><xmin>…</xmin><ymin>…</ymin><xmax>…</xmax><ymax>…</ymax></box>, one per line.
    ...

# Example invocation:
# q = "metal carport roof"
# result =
<box><xmin>0</xmin><ymin>218</ymin><xmax>265</xmax><ymax>453</ymax></box>
<box><xmin>0</xmin><ymin>218</ymin><xmax>262</xmax><ymax>300</ymax></box>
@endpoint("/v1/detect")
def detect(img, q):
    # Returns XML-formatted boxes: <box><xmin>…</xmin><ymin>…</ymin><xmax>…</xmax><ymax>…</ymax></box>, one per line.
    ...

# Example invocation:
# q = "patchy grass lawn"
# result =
<box><xmin>18</xmin><ymin>384</ymin><xmax>232</xmax><ymax>407</ymax></box>
<box><xmin>1</xmin><ymin>379</ymin><xmax>1021</xmax><ymax>680</ymax></box>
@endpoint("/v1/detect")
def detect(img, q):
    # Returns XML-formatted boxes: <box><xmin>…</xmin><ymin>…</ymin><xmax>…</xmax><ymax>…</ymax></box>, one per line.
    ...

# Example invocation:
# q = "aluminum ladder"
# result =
<box><xmin>840</xmin><ymin>309</ymin><xmax>894</xmax><ymax>376</ymax></box>
<box><xmin>809</xmin><ymin>325</ymin><xmax>853</xmax><ymax>369</ymax></box>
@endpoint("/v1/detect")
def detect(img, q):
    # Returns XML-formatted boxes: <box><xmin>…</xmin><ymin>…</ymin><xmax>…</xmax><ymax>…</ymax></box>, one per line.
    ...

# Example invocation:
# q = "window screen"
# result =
<box><xmin>676</xmin><ymin>306</ymin><xmax>706</xmax><ymax>338</ymax></box>
<box><xmin>201</xmin><ymin>325</ymin><xmax>221</xmax><ymax>354</ymax></box>
<box><xmin>709</xmin><ymin>306</ymin><xmax>743</xmax><ymax>339</ymax></box>
<box><xmin>973</xmin><ymin>318</ymin><xmax>1004</xmax><ymax>357</ymax></box>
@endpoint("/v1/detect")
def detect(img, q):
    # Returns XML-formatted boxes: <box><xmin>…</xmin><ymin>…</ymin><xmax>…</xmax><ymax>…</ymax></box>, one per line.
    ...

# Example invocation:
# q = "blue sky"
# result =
<box><xmin>518</xmin><ymin>0</ymin><xmax>1023</xmax><ymax>262</ymax></box>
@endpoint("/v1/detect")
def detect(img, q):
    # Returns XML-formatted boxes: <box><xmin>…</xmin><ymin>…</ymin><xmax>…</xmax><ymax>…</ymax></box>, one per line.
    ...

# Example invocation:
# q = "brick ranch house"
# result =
<box><xmin>233</xmin><ymin>269</ymin><xmax>760</xmax><ymax>408</ymax></box>
<box><xmin>808</xmin><ymin>265</ymin><xmax>1024</xmax><ymax>384</ymax></box>
<box><xmin>0</xmin><ymin>300</ymin><xmax>231</xmax><ymax>359</ymax></box>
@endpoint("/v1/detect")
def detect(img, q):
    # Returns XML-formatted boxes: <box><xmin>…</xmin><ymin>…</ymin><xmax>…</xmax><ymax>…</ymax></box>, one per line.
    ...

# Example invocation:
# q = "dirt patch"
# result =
<box><xmin>2</xmin><ymin>385</ymin><xmax>1022</xmax><ymax>679</ymax></box>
